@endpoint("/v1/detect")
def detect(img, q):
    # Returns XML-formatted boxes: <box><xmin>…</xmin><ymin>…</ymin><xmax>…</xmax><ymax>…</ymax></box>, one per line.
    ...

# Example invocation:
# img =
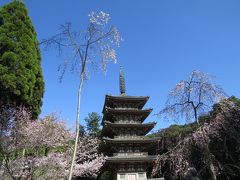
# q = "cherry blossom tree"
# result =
<box><xmin>158</xmin><ymin>70</ymin><xmax>227</xmax><ymax>123</ymax></box>
<box><xmin>0</xmin><ymin>108</ymin><xmax>105</xmax><ymax>179</ymax></box>
<box><xmin>74</xmin><ymin>136</ymin><xmax>105</xmax><ymax>178</ymax></box>
<box><xmin>20</xmin><ymin>114</ymin><xmax>73</xmax><ymax>151</ymax></box>
<box><xmin>153</xmin><ymin>99</ymin><xmax>240</xmax><ymax>179</ymax></box>
<box><xmin>0</xmin><ymin>106</ymin><xmax>34</xmax><ymax>180</ymax></box>
<box><xmin>0</xmin><ymin>109</ymin><xmax>72</xmax><ymax>179</ymax></box>
<box><xmin>36</xmin><ymin>137</ymin><xmax>105</xmax><ymax>179</ymax></box>
<box><xmin>157</xmin><ymin>71</ymin><xmax>228</xmax><ymax>180</ymax></box>
<box><xmin>41</xmin><ymin>11</ymin><xmax>121</xmax><ymax>179</ymax></box>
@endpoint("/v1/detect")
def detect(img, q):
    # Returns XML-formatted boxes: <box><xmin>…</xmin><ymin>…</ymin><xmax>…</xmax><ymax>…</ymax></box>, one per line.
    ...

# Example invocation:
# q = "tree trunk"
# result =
<box><xmin>201</xmin><ymin>127</ymin><xmax>217</xmax><ymax>180</ymax></box>
<box><xmin>209</xmin><ymin>162</ymin><xmax>217</xmax><ymax>180</ymax></box>
<box><xmin>44</xmin><ymin>147</ymin><xmax>49</xmax><ymax>156</ymax></box>
<box><xmin>194</xmin><ymin>108</ymin><xmax>198</xmax><ymax>123</ymax></box>
<box><xmin>68</xmin><ymin>74</ymin><xmax>84</xmax><ymax>180</ymax></box>
<box><xmin>22</xmin><ymin>148</ymin><xmax>25</xmax><ymax>157</ymax></box>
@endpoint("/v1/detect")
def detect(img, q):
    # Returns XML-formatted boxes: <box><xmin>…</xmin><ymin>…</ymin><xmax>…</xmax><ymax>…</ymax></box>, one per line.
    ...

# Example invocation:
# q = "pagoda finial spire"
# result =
<box><xmin>119</xmin><ymin>66</ymin><xmax>126</xmax><ymax>95</ymax></box>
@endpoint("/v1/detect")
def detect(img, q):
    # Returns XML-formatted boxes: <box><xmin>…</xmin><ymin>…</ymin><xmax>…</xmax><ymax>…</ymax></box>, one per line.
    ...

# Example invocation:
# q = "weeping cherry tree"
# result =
<box><xmin>159</xmin><ymin>70</ymin><xmax>226</xmax><ymax>123</ymax></box>
<box><xmin>158</xmin><ymin>70</ymin><xmax>227</xmax><ymax>180</ymax></box>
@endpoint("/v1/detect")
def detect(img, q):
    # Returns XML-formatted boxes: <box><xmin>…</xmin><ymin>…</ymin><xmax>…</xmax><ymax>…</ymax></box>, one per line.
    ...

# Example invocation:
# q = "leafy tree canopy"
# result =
<box><xmin>84</xmin><ymin>112</ymin><xmax>101</xmax><ymax>137</ymax></box>
<box><xmin>0</xmin><ymin>1</ymin><xmax>44</xmax><ymax>118</ymax></box>
<box><xmin>228</xmin><ymin>96</ymin><xmax>240</xmax><ymax>107</ymax></box>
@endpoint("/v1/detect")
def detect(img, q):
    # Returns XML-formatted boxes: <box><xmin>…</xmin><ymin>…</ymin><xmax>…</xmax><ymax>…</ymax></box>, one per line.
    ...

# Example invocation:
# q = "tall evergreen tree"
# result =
<box><xmin>0</xmin><ymin>1</ymin><xmax>44</xmax><ymax>118</ymax></box>
<box><xmin>84</xmin><ymin>112</ymin><xmax>101</xmax><ymax>137</ymax></box>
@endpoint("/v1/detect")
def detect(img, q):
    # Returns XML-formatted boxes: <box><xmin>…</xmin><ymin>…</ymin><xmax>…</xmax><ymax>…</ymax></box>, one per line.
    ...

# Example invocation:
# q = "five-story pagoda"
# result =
<box><xmin>101</xmin><ymin>67</ymin><xmax>157</xmax><ymax>180</ymax></box>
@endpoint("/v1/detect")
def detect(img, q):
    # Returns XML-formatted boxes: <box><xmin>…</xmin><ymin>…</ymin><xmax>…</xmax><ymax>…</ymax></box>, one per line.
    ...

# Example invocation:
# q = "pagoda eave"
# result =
<box><xmin>104</xmin><ymin>121</ymin><xmax>156</xmax><ymax>127</ymax></box>
<box><xmin>104</xmin><ymin>121</ymin><xmax>156</xmax><ymax>135</ymax></box>
<box><xmin>102</xmin><ymin>95</ymin><xmax>150</xmax><ymax>113</ymax></box>
<box><xmin>103</xmin><ymin>137</ymin><xmax>157</xmax><ymax>144</ymax></box>
<box><xmin>105</xmin><ymin>107</ymin><xmax>153</xmax><ymax>114</ymax></box>
<box><xmin>105</xmin><ymin>95</ymin><xmax>149</xmax><ymax>100</ymax></box>
<box><xmin>106</xmin><ymin>155</ymin><xmax>157</xmax><ymax>163</ymax></box>
<box><xmin>102</xmin><ymin>108</ymin><xmax>152</xmax><ymax>124</ymax></box>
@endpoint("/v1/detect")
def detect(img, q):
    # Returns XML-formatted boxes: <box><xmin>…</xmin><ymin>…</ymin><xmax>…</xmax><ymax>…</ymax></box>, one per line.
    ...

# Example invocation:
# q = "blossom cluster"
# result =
<box><xmin>0</xmin><ymin>108</ymin><xmax>105</xmax><ymax>179</ymax></box>
<box><xmin>89</xmin><ymin>11</ymin><xmax>110</xmax><ymax>26</ymax></box>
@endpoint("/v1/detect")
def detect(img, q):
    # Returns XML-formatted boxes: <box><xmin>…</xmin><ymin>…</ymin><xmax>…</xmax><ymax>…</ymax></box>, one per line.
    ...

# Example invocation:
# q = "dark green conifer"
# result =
<box><xmin>0</xmin><ymin>1</ymin><xmax>44</xmax><ymax>118</ymax></box>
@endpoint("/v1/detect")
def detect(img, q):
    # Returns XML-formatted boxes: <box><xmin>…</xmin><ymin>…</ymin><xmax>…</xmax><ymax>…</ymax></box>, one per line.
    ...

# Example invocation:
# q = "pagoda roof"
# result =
<box><xmin>106</xmin><ymin>155</ymin><xmax>157</xmax><ymax>163</ymax></box>
<box><xmin>102</xmin><ymin>108</ymin><xmax>152</xmax><ymax>123</ymax></box>
<box><xmin>106</xmin><ymin>94</ymin><xmax>149</xmax><ymax>101</ymax></box>
<box><xmin>105</xmin><ymin>107</ymin><xmax>152</xmax><ymax>113</ymax></box>
<box><xmin>103</xmin><ymin>137</ymin><xmax>157</xmax><ymax>144</ymax></box>
<box><xmin>102</xmin><ymin>95</ymin><xmax>149</xmax><ymax>112</ymax></box>
<box><xmin>104</xmin><ymin>121</ymin><xmax>156</xmax><ymax>135</ymax></box>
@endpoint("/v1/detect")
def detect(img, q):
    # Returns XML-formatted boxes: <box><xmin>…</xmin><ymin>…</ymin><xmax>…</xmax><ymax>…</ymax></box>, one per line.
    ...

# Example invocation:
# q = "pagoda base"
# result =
<box><xmin>105</xmin><ymin>160</ymin><xmax>154</xmax><ymax>180</ymax></box>
<box><xmin>117</xmin><ymin>172</ymin><xmax>147</xmax><ymax>180</ymax></box>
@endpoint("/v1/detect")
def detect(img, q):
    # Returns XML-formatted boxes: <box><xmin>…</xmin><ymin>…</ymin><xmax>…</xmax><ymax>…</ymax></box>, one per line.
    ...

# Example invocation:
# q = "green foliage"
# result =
<box><xmin>161</xmin><ymin>123</ymin><xmax>198</xmax><ymax>138</ymax></box>
<box><xmin>229</xmin><ymin>96</ymin><xmax>240</xmax><ymax>107</ymax></box>
<box><xmin>198</xmin><ymin>96</ymin><xmax>240</xmax><ymax>125</ymax></box>
<box><xmin>198</xmin><ymin>114</ymin><xmax>211</xmax><ymax>124</ymax></box>
<box><xmin>79</xmin><ymin>124</ymin><xmax>86</xmax><ymax>136</ymax></box>
<box><xmin>155</xmin><ymin>97</ymin><xmax>240</xmax><ymax>140</ymax></box>
<box><xmin>84</xmin><ymin>112</ymin><xmax>102</xmax><ymax>137</ymax></box>
<box><xmin>0</xmin><ymin>1</ymin><xmax>44</xmax><ymax>118</ymax></box>
<box><xmin>98</xmin><ymin>171</ymin><xmax>113</xmax><ymax>180</ymax></box>
<box><xmin>146</xmin><ymin>133</ymin><xmax>156</xmax><ymax>139</ymax></box>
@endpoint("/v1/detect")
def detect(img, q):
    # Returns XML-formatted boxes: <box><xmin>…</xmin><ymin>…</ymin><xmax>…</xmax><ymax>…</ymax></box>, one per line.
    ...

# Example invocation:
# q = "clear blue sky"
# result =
<box><xmin>1</xmin><ymin>0</ymin><xmax>240</xmax><ymax>131</ymax></box>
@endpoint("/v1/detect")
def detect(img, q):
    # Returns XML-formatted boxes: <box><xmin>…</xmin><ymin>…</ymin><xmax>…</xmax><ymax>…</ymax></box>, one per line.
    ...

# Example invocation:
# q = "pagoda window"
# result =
<box><xmin>129</xmin><ymin>130</ymin><xmax>132</xmax><ymax>136</ymax></box>
<box><xmin>139</xmin><ymin>146</ymin><xmax>142</xmax><ymax>152</ymax></box>
<box><xmin>128</xmin><ymin>165</ymin><xmax>134</xmax><ymax>171</ymax></box>
<box><xmin>119</xmin><ymin>147</ymin><xmax>124</xmax><ymax>153</ymax></box>
<box><xmin>135</xmin><ymin>147</ymin><xmax>140</xmax><ymax>153</ymax></box>
<box><xmin>119</xmin><ymin>165</ymin><xmax>125</xmax><ymax>171</ymax></box>
<box><xmin>132</xmin><ymin>131</ymin><xmax>137</xmax><ymax>136</ymax></box>
<box><xmin>139</xmin><ymin>173</ymin><xmax>144</xmax><ymax>178</ymax></box>
<box><xmin>119</xmin><ymin>135</ymin><xmax>124</xmax><ymax>139</ymax></box>
<box><xmin>130</xmin><ymin>115</ymin><xmax>134</xmax><ymax>121</ymax></box>
<box><xmin>130</xmin><ymin>130</ymin><xmax>133</xmax><ymax>136</ymax></box>
<box><xmin>137</xmin><ymin>130</ymin><xmax>140</xmax><ymax>136</ymax></box>
<box><xmin>119</xmin><ymin>174</ymin><xmax>125</xmax><ymax>179</ymax></box>
<box><xmin>127</xmin><ymin>147</ymin><xmax>133</xmax><ymax>153</ymax></box>
<box><xmin>119</xmin><ymin>165</ymin><xmax>125</xmax><ymax>172</ymax></box>
<box><xmin>137</xmin><ymin>166</ymin><xmax>141</xmax><ymax>171</ymax></box>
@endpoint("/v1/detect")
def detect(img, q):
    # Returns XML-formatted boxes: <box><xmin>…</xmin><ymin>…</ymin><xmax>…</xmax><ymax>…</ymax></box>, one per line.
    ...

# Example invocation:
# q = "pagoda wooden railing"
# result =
<box><xmin>114</xmin><ymin>107</ymin><xmax>139</xmax><ymax>110</ymax></box>
<box><xmin>114</xmin><ymin>136</ymin><xmax>147</xmax><ymax>139</ymax></box>
<box><xmin>113</xmin><ymin>152</ymin><xmax>148</xmax><ymax>157</ymax></box>
<box><xmin>115</xmin><ymin>120</ymin><xmax>141</xmax><ymax>124</ymax></box>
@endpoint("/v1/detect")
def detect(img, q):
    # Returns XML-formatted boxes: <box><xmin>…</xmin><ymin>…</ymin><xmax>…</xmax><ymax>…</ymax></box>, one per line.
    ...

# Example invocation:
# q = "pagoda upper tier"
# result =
<box><xmin>104</xmin><ymin>121</ymin><xmax>156</xmax><ymax>136</ymax></box>
<box><xmin>102</xmin><ymin>95</ymin><xmax>149</xmax><ymax>111</ymax></box>
<box><xmin>102</xmin><ymin>107</ymin><xmax>152</xmax><ymax>124</ymax></box>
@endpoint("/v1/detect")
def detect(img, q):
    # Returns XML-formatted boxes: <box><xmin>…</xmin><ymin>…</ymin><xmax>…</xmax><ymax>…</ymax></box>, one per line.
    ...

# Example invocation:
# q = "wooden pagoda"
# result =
<box><xmin>101</xmin><ymin>67</ymin><xmax>157</xmax><ymax>180</ymax></box>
